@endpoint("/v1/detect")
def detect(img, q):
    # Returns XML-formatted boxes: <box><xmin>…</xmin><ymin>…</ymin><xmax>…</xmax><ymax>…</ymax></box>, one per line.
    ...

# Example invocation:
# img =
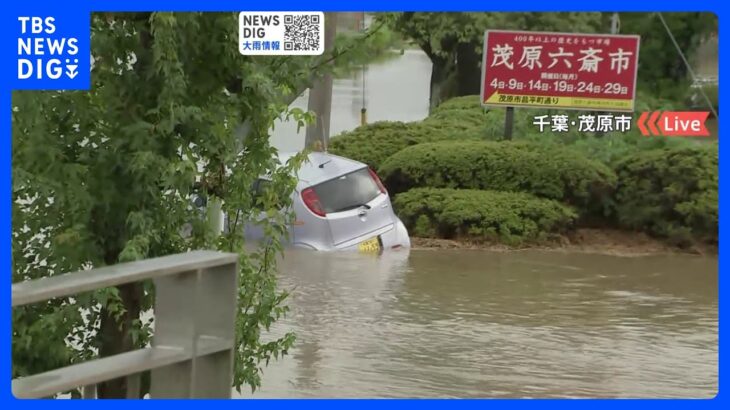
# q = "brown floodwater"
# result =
<box><xmin>239</xmin><ymin>248</ymin><xmax>717</xmax><ymax>399</ymax></box>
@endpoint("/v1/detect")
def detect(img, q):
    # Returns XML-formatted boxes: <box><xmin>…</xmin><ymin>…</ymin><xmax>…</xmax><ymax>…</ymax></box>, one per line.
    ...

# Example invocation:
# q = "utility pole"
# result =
<box><xmin>360</xmin><ymin>12</ymin><xmax>368</xmax><ymax>126</ymax></box>
<box><xmin>305</xmin><ymin>13</ymin><xmax>338</xmax><ymax>150</ymax></box>
<box><xmin>593</xmin><ymin>12</ymin><xmax>621</xmax><ymax>138</ymax></box>
<box><xmin>610</xmin><ymin>12</ymin><xmax>620</xmax><ymax>35</ymax></box>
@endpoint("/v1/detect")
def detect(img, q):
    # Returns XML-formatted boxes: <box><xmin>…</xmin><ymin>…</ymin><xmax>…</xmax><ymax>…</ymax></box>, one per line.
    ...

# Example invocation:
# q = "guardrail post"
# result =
<box><xmin>149</xmin><ymin>270</ymin><xmax>198</xmax><ymax>398</ymax></box>
<box><xmin>82</xmin><ymin>384</ymin><xmax>97</xmax><ymax>399</ymax></box>
<box><xmin>190</xmin><ymin>262</ymin><xmax>238</xmax><ymax>397</ymax></box>
<box><xmin>126</xmin><ymin>374</ymin><xmax>141</xmax><ymax>399</ymax></box>
<box><xmin>149</xmin><ymin>260</ymin><xmax>238</xmax><ymax>398</ymax></box>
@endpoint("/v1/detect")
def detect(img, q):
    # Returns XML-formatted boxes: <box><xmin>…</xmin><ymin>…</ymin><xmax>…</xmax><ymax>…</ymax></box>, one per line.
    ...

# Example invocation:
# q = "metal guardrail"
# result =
<box><xmin>12</xmin><ymin>250</ymin><xmax>239</xmax><ymax>399</ymax></box>
<box><xmin>691</xmin><ymin>76</ymin><xmax>719</xmax><ymax>87</ymax></box>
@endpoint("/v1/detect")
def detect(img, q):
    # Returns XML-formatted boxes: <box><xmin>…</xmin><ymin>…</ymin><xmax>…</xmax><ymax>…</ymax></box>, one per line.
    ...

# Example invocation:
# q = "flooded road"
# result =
<box><xmin>252</xmin><ymin>40</ymin><xmax>718</xmax><ymax>400</ymax></box>
<box><xmin>243</xmin><ymin>249</ymin><xmax>717</xmax><ymax>398</ymax></box>
<box><xmin>269</xmin><ymin>49</ymin><xmax>432</xmax><ymax>152</ymax></box>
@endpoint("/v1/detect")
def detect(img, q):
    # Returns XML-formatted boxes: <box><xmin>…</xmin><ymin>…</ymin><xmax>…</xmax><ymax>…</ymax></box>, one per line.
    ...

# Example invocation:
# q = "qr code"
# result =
<box><xmin>283</xmin><ymin>14</ymin><xmax>321</xmax><ymax>51</ymax></box>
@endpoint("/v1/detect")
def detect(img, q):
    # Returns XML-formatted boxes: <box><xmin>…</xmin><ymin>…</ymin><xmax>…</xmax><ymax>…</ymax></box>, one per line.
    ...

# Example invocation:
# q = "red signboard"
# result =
<box><xmin>481</xmin><ymin>30</ymin><xmax>640</xmax><ymax>112</ymax></box>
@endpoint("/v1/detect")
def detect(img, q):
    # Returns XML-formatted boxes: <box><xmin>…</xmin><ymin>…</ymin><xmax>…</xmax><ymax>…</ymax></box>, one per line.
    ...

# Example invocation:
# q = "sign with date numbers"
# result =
<box><xmin>480</xmin><ymin>30</ymin><xmax>640</xmax><ymax>112</ymax></box>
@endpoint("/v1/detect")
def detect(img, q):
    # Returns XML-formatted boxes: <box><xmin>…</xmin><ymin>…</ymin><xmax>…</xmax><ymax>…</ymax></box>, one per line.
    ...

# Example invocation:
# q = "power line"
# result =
<box><xmin>657</xmin><ymin>12</ymin><xmax>718</xmax><ymax>118</ymax></box>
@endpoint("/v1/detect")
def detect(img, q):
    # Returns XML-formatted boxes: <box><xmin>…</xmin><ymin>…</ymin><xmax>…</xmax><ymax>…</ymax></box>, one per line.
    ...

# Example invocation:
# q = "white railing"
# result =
<box><xmin>12</xmin><ymin>250</ymin><xmax>239</xmax><ymax>399</ymax></box>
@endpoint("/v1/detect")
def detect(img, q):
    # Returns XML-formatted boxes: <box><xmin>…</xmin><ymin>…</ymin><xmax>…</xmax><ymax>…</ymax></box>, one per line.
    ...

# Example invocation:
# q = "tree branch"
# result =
<box><xmin>310</xmin><ymin>20</ymin><xmax>388</xmax><ymax>72</ymax></box>
<box><xmin>232</xmin><ymin>20</ymin><xmax>389</xmax><ymax>153</ymax></box>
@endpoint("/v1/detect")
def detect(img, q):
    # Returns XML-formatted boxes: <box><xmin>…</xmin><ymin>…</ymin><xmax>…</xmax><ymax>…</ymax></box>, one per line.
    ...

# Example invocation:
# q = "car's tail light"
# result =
<box><xmin>368</xmin><ymin>168</ymin><xmax>388</xmax><ymax>194</ymax></box>
<box><xmin>301</xmin><ymin>188</ymin><xmax>326</xmax><ymax>217</ymax></box>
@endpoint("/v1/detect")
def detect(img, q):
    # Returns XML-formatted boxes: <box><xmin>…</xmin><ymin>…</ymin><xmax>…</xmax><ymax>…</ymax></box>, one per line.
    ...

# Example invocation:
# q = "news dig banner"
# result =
<box><xmin>480</xmin><ymin>30</ymin><xmax>640</xmax><ymax>112</ymax></box>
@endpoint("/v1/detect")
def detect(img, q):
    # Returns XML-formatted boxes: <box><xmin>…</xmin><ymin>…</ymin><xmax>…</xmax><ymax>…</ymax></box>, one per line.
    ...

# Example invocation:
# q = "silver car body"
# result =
<box><xmin>244</xmin><ymin>151</ymin><xmax>410</xmax><ymax>251</ymax></box>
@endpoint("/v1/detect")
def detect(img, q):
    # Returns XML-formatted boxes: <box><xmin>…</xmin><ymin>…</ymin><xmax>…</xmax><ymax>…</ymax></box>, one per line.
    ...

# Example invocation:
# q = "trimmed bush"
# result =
<box><xmin>379</xmin><ymin>141</ymin><xmax>617</xmax><ymax>214</ymax></box>
<box><xmin>423</xmin><ymin>108</ymin><xmax>490</xmax><ymax>131</ymax></box>
<box><xmin>612</xmin><ymin>144</ymin><xmax>718</xmax><ymax>246</ymax></box>
<box><xmin>328</xmin><ymin>121</ymin><xmax>484</xmax><ymax>170</ymax></box>
<box><xmin>394</xmin><ymin>188</ymin><xmax>577</xmax><ymax>245</ymax></box>
<box><xmin>429</xmin><ymin>95</ymin><xmax>541</xmax><ymax>140</ymax></box>
<box><xmin>533</xmin><ymin>130</ymin><xmax>704</xmax><ymax>166</ymax></box>
<box><xmin>428</xmin><ymin>94</ymin><xmax>698</xmax><ymax>155</ymax></box>
<box><xmin>329</xmin><ymin>96</ymin><xmax>501</xmax><ymax>169</ymax></box>
<box><xmin>430</xmin><ymin>95</ymin><xmax>483</xmax><ymax>114</ymax></box>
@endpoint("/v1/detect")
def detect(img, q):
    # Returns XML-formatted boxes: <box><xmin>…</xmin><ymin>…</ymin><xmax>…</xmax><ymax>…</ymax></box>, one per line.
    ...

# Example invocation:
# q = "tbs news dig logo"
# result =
<box><xmin>18</xmin><ymin>17</ymin><xmax>78</xmax><ymax>80</ymax></box>
<box><xmin>15</xmin><ymin>15</ymin><xmax>89</xmax><ymax>89</ymax></box>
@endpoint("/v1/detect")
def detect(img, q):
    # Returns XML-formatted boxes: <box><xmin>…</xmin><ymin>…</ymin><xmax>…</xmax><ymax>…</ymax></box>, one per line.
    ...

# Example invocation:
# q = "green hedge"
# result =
<box><xmin>423</xmin><ymin>108</ymin><xmax>490</xmax><ymax>131</ymax></box>
<box><xmin>328</xmin><ymin>120</ymin><xmax>484</xmax><ymax>170</ymax></box>
<box><xmin>519</xmin><ymin>132</ymin><xmax>697</xmax><ymax>166</ymax></box>
<box><xmin>430</xmin><ymin>95</ymin><xmax>483</xmax><ymax>114</ymax></box>
<box><xmin>394</xmin><ymin>188</ymin><xmax>577</xmax><ymax>245</ymax></box>
<box><xmin>612</xmin><ymin>144</ymin><xmax>718</xmax><ymax>246</ymax></box>
<box><xmin>434</xmin><ymin>92</ymin><xmax>680</xmax><ymax>114</ymax></box>
<box><xmin>329</xmin><ymin>96</ymin><xmax>500</xmax><ymax>169</ymax></box>
<box><xmin>429</xmin><ymin>93</ymin><xmax>697</xmax><ymax>158</ymax></box>
<box><xmin>429</xmin><ymin>95</ymin><xmax>541</xmax><ymax>140</ymax></box>
<box><xmin>430</xmin><ymin>94</ymin><xmax>696</xmax><ymax>156</ymax></box>
<box><xmin>379</xmin><ymin>141</ymin><xmax>616</xmax><ymax>214</ymax></box>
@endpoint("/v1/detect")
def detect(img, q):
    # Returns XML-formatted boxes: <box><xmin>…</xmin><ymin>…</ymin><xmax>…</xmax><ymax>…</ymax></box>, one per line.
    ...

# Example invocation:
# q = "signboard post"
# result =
<box><xmin>504</xmin><ymin>107</ymin><xmax>514</xmax><ymax>139</ymax></box>
<box><xmin>480</xmin><ymin>30</ymin><xmax>640</xmax><ymax>137</ymax></box>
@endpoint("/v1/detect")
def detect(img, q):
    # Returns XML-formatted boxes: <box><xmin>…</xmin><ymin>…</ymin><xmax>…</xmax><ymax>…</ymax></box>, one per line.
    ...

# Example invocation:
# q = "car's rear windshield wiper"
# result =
<box><xmin>332</xmin><ymin>203</ymin><xmax>372</xmax><ymax>213</ymax></box>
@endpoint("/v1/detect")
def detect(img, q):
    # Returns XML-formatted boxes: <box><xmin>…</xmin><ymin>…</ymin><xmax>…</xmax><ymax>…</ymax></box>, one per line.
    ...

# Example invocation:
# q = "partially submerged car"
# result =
<box><xmin>244</xmin><ymin>151</ymin><xmax>410</xmax><ymax>252</ymax></box>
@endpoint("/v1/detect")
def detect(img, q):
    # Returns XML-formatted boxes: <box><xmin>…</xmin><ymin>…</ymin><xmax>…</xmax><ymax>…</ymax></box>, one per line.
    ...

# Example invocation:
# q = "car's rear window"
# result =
<box><xmin>312</xmin><ymin>168</ymin><xmax>381</xmax><ymax>213</ymax></box>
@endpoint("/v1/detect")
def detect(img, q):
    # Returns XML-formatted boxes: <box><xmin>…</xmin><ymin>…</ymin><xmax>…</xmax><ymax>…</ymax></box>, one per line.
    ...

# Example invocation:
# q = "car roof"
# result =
<box><xmin>277</xmin><ymin>151</ymin><xmax>366</xmax><ymax>186</ymax></box>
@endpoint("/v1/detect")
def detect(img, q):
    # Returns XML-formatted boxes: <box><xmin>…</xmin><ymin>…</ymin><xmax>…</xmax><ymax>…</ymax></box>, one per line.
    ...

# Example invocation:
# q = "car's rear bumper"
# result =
<box><xmin>274</xmin><ymin>217</ymin><xmax>411</xmax><ymax>251</ymax></box>
<box><xmin>295</xmin><ymin>217</ymin><xmax>409</xmax><ymax>252</ymax></box>
<box><xmin>379</xmin><ymin>217</ymin><xmax>411</xmax><ymax>250</ymax></box>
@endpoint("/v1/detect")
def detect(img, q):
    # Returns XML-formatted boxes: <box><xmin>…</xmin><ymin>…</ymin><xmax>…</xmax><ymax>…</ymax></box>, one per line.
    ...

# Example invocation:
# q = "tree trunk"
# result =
<box><xmin>427</xmin><ymin>42</ymin><xmax>483</xmax><ymax>111</ymax></box>
<box><xmin>305</xmin><ymin>13</ymin><xmax>338</xmax><ymax>150</ymax></box>
<box><xmin>96</xmin><ymin>282</ymin><xmax>143</xmax><ymax>398</ymax></box>
<box><xmin>428</xmin><ymin>56</ymin><xmax>450</xmax><ymax>113</ymax></box>
<box><xmin>455</xmin><ymin>42</ymin><xmax>483</xmax><ymax>96</ymax></box>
